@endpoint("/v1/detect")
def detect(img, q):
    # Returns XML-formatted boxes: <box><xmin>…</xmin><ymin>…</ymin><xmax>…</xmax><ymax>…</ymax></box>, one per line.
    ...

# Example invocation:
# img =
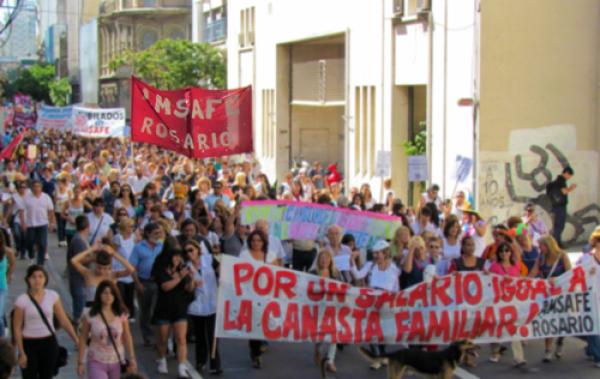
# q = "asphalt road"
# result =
<box><xmin>7</xmin><ymin>235</ymin><xmax>599</xmax><ymax>379</ymax></box>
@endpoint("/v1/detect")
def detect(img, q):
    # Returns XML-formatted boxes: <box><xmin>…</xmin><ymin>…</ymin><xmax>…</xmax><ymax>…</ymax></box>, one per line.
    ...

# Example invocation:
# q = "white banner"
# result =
<box><xmin>72</xmin><ymin>106</ymin><xmax>126</xmax><ymax>138</ymax></box>
<box><xmin>216</xmin><ymin>255</ymin><xmax>599</xmax><ymax>344</ymax></box>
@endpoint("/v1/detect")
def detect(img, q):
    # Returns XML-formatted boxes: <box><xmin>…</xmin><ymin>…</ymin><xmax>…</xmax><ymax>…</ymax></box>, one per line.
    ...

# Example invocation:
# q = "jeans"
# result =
<box><xmin>190</xmin><ymin>314</ymin><xmax>221</xmax><ymax>370</ymax></box>
<box><xmin>87</xmin><ymin>359</ymin><xmax>121</xmax><ymax>379</ymax></box>
<box><xmin>137</xmin><ymin>279</ymin><xmax>157</xmax><ymax>342</ymax></box>
<box><xmin>0</xmin><ymin>289</ymin><xmax>6</xmax><ymax>337</ymax></box>
<box><xmin>292</xmin><ymin>248</ymin><xmax>316</xmax><ymax>272</ymax></box>
<box><xmin>586</xmin><ymin>334</ymin><xmax>600</xmax><ymax>363</ymax></box>
<box><xmin>118</xmin><ymin>281</ymin><xmax>136</xmax><ymax>319</ymax></box>
<box><xmin>316</xmin><ymin>342</ymin><xmax>337</xmax><ymax>364</ymax></box>
<box><xmin>27</xmin><ymin>225</ymin><xmax>48</xmax><ymax>265</ymax></box>
<box><xmin>22</xmin><ymin>336</ymin><xmax>59</xmax><ymax>379</ymax></box>
<box><xmin>55</xmin><ymin>212</ymin><xmax>66</xmax><ymax>242</ymax></box>
<box><xmin>552</xmin><ymin>205</ymin><xmax>567</xmax><ymax>247</ymax></box>
<box><xmin>12</xmin><ymin>223</ymin><xmax>27</xmax><ymax>258</ymax></box>
<box><xmin>70</xmin><ymin>281</ymin><xmax>86</xmax><ymax>321</ymax></box>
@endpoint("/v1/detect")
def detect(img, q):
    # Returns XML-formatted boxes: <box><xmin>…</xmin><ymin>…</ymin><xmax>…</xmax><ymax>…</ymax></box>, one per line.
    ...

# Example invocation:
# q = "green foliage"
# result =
<box><xmin>12</xmin><ymin>63</ymin><xmax>56</xmax><ymax>103</ymax></box>
<box><xmin>49</xmin><ymin>78</ymin><xmax>72</xmax><ymax>106</ymax></box>
<box><xmin>402</xmin><ymin>122</ymin><xmax>427</xmax><ymax>156</ymax></box>
<box><xmin>110</xmin><ymin>39</ymin><xmax>226</xmax><ymax>89</ymax></box>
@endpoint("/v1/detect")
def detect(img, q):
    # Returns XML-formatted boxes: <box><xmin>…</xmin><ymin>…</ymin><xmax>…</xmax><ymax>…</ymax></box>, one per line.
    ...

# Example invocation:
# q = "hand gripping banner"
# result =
<box><xmin>130</xmin><ymin>76</ymin><xmax>253</xmax><ymax>158</ymax></box>
<box><xmin>216</xmin><ymin>255</ymin><xmax>599</xmax><ymax>345</ymax></box>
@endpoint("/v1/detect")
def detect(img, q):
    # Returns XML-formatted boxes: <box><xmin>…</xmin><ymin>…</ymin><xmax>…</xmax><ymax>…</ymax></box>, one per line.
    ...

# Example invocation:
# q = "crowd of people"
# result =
<box><xmin>0</xmin><ymin>127</ymin><xmax>597</xmax><ymax>379</ymax></box>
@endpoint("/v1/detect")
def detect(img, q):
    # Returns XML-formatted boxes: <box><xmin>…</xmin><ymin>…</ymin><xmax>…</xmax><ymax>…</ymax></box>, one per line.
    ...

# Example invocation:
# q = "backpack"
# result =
<box><xmin>545</xmin><ymin>179</ymin><xmax>563</xmax><ymax>207</ymax></box>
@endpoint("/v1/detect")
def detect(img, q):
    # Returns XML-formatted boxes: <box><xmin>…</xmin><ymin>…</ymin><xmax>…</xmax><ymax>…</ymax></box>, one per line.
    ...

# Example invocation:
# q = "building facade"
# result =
<box><xmin>98</xmin><ymin>0</ymin><xmax>191</xmax><ymax>113</ymax></box>
<box><xmin>0</xmin><ymin>0</ymin><xmax>38</xmax><ymax>63</ymax></box>
<box><xmin>226</xmin><ymin>0</ymin><xmax>599</xmax><ymax>243</ymax></box>
<box><xmin>192</xmin><ymin>0</ymin><xmax>227</xmax><ymax>47</ymax></box>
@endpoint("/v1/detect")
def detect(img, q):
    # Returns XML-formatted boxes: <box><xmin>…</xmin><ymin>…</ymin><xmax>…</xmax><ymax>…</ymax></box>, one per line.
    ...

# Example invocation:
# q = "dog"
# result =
<box><xmin>357</xmin><ymin>340</ymin><xmax>480</xmax><ymax>379</ymax></box>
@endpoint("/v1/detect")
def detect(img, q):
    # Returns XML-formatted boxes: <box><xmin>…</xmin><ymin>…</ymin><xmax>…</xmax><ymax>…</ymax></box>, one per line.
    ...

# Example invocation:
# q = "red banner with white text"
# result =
<box><xmin>130</xmin><ymin>76</ymin><xmax>253</xmax><ymax>158</ymax></box>
<box><xmin>216</xmin><ymin>255</ymin><xmax>599</xmax><ymax>344</ymax></box>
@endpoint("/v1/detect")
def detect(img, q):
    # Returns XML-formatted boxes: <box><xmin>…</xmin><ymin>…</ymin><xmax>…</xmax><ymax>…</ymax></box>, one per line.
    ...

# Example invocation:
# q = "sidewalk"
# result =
<box><xmin>8</xmin><ymin>233</ymin><xmax>202</xmax><ymax>379</ymax></box>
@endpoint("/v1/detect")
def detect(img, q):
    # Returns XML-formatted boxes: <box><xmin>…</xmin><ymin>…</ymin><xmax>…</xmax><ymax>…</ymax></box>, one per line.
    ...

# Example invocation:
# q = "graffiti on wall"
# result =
<box><xmin>479</xmin><ymin>125</ymin><xmax>599</xmax><ymax>245</ymax></box>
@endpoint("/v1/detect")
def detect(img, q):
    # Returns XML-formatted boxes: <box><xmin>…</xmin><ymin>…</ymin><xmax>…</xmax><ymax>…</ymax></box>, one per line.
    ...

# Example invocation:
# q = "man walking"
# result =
<box><xmin>67</xmin><ymin>215</ymin><xmax>89</xmax><ymax>321</ymax></box>
<box><xmin>24</xmin><ymin>180</ymin><xmax>56</xmax><ymax>265</ymax></box>
<box><xmin>548</xmin><ymin>166</ymin><xmax>576</xmax><ymax>247</ymax></box>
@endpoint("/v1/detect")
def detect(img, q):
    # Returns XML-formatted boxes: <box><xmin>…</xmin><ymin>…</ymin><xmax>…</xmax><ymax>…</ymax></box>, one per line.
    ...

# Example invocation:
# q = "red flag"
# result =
<box><xmin>130</xmin><ymin>77</ymin><xmax>253</xmax><ymax>158</ymax></box>
<box><xmin>0</xmin><ymin>131</ymin><xmax>25</xmax><ymax>160</ymax></box>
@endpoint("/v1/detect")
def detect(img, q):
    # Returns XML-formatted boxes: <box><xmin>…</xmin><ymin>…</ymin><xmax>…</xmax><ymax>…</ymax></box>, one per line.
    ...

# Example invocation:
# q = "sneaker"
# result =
<box><xmin>157</xmin><ymin>358</ymin><xmax>168</xmax><ymax>374</ymax></box>
<box><xmin>178</xmin><ymin>363</ymin><xmax>189</xmax><ymax>378</ymax></box>
<box><xmin>554</xmin><ymin>344</ymin><xmax>563</xmax><ymax>359</ymax></box>
<box><xmin>58</xmin><ymin>241</ymin><xmax>67</xmax><ymax>247</ymax></box>
<box><xmin>489</xmin><ymin>354</ymin><xmax>500</xmax><ymax>363</ymax></box>
<box><xmin>369</xmin><ymin>361</ymin><xmax>382</xmax><ymax>370</ymax></box>
<box><xmin>251</xmin><ymin>357</ymin><xmax>262</xmax><ymax>369</ymax></box>
<box><xmin>325</xmin><ymin>361</ymin><xmax>337</xmax><ymax>373</ymax></box>
<box><xmin>595</xmin><ymin>362</ymin><xmax>600</xmax><ymax>369</ymax></box>
<box><xmin>209</xmin><ymin>368</ymin><xmax>223</xmax><ymax>375</ymax></box>
<box><xmin>543</xmin><ymin>351</ymin><xmax>552</xmax><ymax>363</ymax></box>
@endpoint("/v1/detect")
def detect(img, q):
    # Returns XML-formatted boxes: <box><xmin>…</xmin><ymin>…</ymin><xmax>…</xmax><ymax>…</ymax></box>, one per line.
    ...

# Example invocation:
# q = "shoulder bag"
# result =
<box><xmin>27</xmin><ymin>293</ymin><xmax>68</xmax><ymax>375</ymax></box>
<box><xmin>99</xmin><ymin>311</ymin><xmax>129</xmax><ymax>373</ymax></box>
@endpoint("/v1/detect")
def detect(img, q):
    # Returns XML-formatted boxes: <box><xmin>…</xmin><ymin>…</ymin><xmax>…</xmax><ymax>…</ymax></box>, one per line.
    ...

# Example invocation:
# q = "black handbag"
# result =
<box><xmin>27</xmin><ymin>294</ymin><xmax>68</xmax><ymax>375</ymax></box>
<box><xmin>99</xmin><ymin>311</ymin><xmax>129</xmax><ymax>373</ymax></box>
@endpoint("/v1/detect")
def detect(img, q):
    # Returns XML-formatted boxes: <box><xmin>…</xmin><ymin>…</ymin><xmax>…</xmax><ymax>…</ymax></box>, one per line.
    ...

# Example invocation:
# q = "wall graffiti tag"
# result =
<box><xmin>504</xmin><ymin>143</ymin><xmax>599</xmax><ymax>245</ymax></box>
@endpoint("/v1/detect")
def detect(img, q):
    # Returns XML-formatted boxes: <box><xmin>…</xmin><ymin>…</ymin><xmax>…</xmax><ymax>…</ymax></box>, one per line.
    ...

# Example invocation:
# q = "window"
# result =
<box><xmin>239</xmin><ymin>7</ymin><xmax>255</xmax><ymax>48</ymax></box>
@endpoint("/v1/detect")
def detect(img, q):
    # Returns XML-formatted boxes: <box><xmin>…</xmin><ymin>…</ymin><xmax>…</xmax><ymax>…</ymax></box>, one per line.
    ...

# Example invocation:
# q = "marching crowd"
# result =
<box><xmin>0</xmin><ymin>127</ymin><xmax>597</xmax><ymax>379</ymax></box>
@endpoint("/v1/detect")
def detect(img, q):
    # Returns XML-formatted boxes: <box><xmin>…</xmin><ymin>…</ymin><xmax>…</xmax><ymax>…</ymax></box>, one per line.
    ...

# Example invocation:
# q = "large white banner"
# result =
<box><xmin>72</xmin><ymin>106</ymin><xmax>126</xmax><ymax>138</ymax></box>
<box><xmin>216</xmin><ymin>255</ymin><xmax>599</xmax><ymax>344</ymax></box>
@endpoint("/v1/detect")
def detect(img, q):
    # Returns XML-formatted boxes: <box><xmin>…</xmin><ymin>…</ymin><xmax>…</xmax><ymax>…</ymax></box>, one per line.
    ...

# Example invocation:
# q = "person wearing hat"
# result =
<box><xmin>350</xmin><ymin>239</ymin><xmax>400</xmax><ymax>369</ymax></box>
<box><xmin>577</xmin><ymin>228</ymin><xmax>600</xmax><ymax>368</ymax></box>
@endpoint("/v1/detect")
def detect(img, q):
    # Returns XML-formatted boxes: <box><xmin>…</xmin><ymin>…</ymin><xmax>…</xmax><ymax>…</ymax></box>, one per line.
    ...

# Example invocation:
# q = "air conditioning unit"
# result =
<box><xmin>393</xmin><ymin>0</ymin><xmax>404</xmax><ymax>16</ymax></box>
<box><xmin>417</xmin><ymin>0</ymin><xmax>431</xmax><ymax>12</ymax></box>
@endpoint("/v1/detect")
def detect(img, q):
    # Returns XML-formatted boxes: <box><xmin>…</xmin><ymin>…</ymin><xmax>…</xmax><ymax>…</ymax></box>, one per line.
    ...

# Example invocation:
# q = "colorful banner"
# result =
<box><xmin>0</xmin><ymin>131</ymin><xmax>25</xmax><ymax>160</ymax></box>
<box><xmin>130</xmin><ymin>76</ymin><xmax>253</xmax><ymax>158</ymax></box>
<box><xmin>240</xmin><ymin>200</ymin><xmax>402</xmax><ymax>248</ymax></box>
<box><xmin>216</xmin><ymin>256</ymin><xmax>599</xmax><ymax>345</ymax></box>
<box><xmin>72</xmin><ymin>106</ymin><xmax>126</xmax><ymax>138</ymax></box>
<box><xmin>13</xmin><ymin>94</ymin><xmax>36</xmax><ymax>128</ymax></box>
<box><xmin>36</xmin><ymin>105</ymin><xmax>73</xmax><ymax>130</ymax></box>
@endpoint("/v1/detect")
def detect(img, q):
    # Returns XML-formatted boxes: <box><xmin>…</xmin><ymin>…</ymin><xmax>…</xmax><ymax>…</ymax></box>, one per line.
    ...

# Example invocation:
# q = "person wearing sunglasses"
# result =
<box><xmin>488</xmin><ymin>243</ymin><xmax>529</xmax><ymax>369</ymax></box>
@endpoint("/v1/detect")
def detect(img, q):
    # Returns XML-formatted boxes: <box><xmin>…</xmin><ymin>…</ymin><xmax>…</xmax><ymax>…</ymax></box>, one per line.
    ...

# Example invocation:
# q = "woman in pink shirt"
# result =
<box><xmin>12</xmin><ymin>265</ymin><xmax>78</xmax><ymax>379</ymax></box>
<box><xmin>488</xmin><ymin>242</ymin><xmax>529</xmax><ymax>370</ymax></box>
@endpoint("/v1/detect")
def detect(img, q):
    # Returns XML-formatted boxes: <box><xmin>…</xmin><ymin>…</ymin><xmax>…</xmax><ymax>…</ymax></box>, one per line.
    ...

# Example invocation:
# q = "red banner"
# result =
<box><xmin>130</xmin><ymin>76</ymin><xmax>253</xmax><ymax>158</ymax></box>
<box><xmin>0</xmin><ymin>131</ymin><xmax>25</xmax><ymax>160</ymax></box>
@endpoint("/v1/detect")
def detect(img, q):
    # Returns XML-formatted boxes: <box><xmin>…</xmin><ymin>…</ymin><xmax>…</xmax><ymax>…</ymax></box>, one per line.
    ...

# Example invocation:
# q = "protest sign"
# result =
<box><xmin>0</xmin><ymin>131</ymin><xmax>25</xmax><ymax>159</ymax></box>
<box><xmin>13</xmin><ymin>94</ymin><xmax>36</xmax><ymax>128</ymax></box>
<box><xmin>240</xmin><ymin>200</ymin><xmax>402</xmax><ymax>248</ymax></box>
<box><xmin>408</xmin><ymin>155</ymin><xmax>428</xmax><ymax>182</ymax></box>
<box><xmin>375</xmin><ymin>151</ymin><xmax>391</xmax><ymax>178</ymax></box>
<box><xmin>36</xmin><ymin>105</ymin><xmax>73</xmax><ymax>130</ymax></box>
<box><xmin>130</xmin><ymin>76</ymin><xmax>253</xmax><ymax>159</ymax></box>
<box><xmin>216</xmin><ymin>256</ymin><xmax>599</xmax><ymax>345</ymax></box>
<box><xmin>72</xmin><ymin>106</ymin><xmax>126</xmax><ymax>138</ymax></box>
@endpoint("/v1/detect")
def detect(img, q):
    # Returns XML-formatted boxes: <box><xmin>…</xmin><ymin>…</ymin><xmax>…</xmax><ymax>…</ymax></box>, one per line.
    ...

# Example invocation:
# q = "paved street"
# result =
<box><xmin>6</xmin><ymin>236</ymin><xmax>599</xmax><ymax>379</ymax></box>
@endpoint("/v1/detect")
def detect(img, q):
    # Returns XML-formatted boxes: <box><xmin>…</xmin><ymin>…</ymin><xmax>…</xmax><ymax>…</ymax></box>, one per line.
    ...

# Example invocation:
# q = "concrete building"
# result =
<box><xmin>98</xmin><ymin>0</ymin><xmax>191</xmax><ymax>112</ymax></box>
<box><xmin>192</xmin><ymin>0</ymin><xmax>227</xmax><ymax>47</ymax></box>
<box><xmin>226</xmin><ymin>0</ymin><xmax>599</xmax><ymax>243</ymax></box>
<box><xmin>0</xmin><ymin>0</ymin><xmax>38</xmax><ymax>63</ymax></box>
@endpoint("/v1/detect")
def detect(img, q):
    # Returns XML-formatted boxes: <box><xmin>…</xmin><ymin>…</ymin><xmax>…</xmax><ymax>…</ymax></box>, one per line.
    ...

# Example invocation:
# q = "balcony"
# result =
<box><xmin>100</xmin><ymin>0</ymin><xmax>189</xmax><ymax>16</ymax></box>
<box><xmin>203</xmin><ymin>18</ymin><xmax>227</xmax><ymax>43</ymax></box>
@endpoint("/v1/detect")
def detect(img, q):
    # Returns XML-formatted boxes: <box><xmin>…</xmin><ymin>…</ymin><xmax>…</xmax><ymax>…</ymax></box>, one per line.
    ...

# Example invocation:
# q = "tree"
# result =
<box><xmin>48</xmin><ymin>78</ymin><xmax>72</xmax><ymax>106</ymax></box>
<box><xmin>110</xmin><ymin>39</ymin><xmax>226</xmax><ymax>90</ymax></box>
<box><xmin>12</xmin><ymin>63</ymin><xmax>55</xmax><ymax>103</ymax></box>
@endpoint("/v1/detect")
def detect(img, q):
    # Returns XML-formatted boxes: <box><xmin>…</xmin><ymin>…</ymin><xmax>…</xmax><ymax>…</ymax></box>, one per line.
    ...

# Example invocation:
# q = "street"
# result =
<box><xmin>6</xmin><ymin>234</ymin><xmax>599</xmax><ymax>379</ymax></box>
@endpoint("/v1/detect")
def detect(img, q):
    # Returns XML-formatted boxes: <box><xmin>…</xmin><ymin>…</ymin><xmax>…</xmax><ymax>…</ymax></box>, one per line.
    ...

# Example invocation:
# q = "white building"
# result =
<box><xmin>192</xmin><ymin>0</ymin><xmax>227</xmax><ymax>47</ymax></box>
<box><xmin>0</xmin><ymin>0</ymin><xmax>38</xmax><ymax>62</ymax></box>
<box><xmin>222</xmin><ymin>0</ymin><xmax>478</xmax><ymax>202</ymax></box>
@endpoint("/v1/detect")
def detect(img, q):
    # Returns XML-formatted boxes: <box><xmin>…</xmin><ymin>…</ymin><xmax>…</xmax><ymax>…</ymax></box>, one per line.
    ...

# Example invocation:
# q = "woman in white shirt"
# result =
<box><xmin>239</xmin><ymin>230</ymin><xmax>279</xmax><ymax>369</ymax></box>
<box><xmin>350</xmin><ymin>240</ymin><xmax>399</xmax><ymax>370</ymax></box>
<box><xmin>442</xmin><ymin>215</ymin><xmax>462</xmax><ymax>260</ymax></box>
<box><xmin>185</xmin><ymin>239</ymin><xmax>222</xmax><ymax>375</ymax></box>
<box><xmin>113</xmin><ymin>218</ymin><xmax>137</xmax><ymax>321</ymax></box>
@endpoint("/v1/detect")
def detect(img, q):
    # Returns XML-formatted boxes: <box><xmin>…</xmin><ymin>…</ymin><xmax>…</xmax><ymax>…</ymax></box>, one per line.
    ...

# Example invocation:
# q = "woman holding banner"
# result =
<box><xmin>488</xmin><ymin>242</ymin><xmax>529</xmax><ymax>369</ymax></box>
<box><xmin>350</xmin><ymin>240</ymin><xmax>400</xmax><ymax>370</ymax></box>
<box><xmin>310</xmin><ymin>248</ymin><xmax>343</xmax><ymax>373</ymax></box>
<box><xmin>402</xmin><ymin>236</ymin><xmax>431</xmax><ymax>288</ymax></box>
<box><xmin>240</xmin><ymin>230</ymin><xmax>279</xmax><ymax>368</ymax></box>
<box><xmin>528</xmin><ymin>235</ymin><xmax>571</xmax><ymax>362</ymax></box>
<box><xmin>447</xmin><ymin>236</ymin><xmax>486</xmax><ymax>273</ymax></box>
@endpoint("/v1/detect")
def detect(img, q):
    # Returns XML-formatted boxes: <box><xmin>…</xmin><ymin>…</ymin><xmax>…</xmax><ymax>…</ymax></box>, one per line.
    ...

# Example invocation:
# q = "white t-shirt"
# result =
<box><xmin>24</xmin><ymin>192</ymin><xmax>54</xmax><ymax>227</ymax></box>
<box><xmin>577</xmin><ymin>253</ymin><xmax>600</xmax><ymax>308</ymax></box>
<box><xmin>127</xmin><ymin>175</ymin><xmax>150</xmax><ymax>195</ymax></box>
<box><xmin>352</xmin><ymin>261</ymin><xmax>401</xmax><ymax>292</ymax></box>
<box><xmin>268</xmin><ymin>235</ymin><xmax>286</xmax><ymax>260</ymax></box>
<box><xmin>443</xmin><ymin>238</ymin><xmax>462</xmax><ymax>260</ymax></box>
<box><xmin>87</xmin><ymin>212</ymin><xmax>115</xmax><ymax>244</ymax></box>
<box><xmin>114</xmin><ymin>234</ymin><xmax>136</xmax><ymax>284</ymax></box>
<box><xmin>11</xmin><ymin>192</ymin><xmax>26</xmax><ymax>224</ymax></box>
<box><xmin>239</xmin><ymin>248</ymin><xmax>279</xmax><ymax>265</ymax></box>
<box><xmin>15</xmin><ymin>289</ymin><xmax>59</xmax><ymax>338</ymax></box>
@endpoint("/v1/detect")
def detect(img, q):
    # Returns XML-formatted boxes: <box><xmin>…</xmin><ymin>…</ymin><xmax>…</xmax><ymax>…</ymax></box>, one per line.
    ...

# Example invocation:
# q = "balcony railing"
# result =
<box><xmin>203</xmin><ymin>18</ymin><xmax>227</xmax><ymax>43</ymax></box>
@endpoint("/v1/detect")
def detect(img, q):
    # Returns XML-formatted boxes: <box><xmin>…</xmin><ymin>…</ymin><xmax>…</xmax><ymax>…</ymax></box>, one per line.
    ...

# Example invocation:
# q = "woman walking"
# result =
<box><xmin>77</xmin><ymin>280</ymin><xmax>137</xmax><ymax>378</ymax></box>
<box><xmin>12</xmin><ymin>265</ymin><xmax>78</xmax><ymax>379</ymax></box>
<box><xmin>185</xmin><ymin>240</ymin><xmax>222</xmax><ymax>374</ymax></box>
<box><xmin>0</xmin><ymin>231</ymin><xmax>15</xmax><ymax>337</ymax></box>
<box><xmin>152</xmin><ymin>242</ymin><xmax>196</xmax><ymax>377</ymax></box>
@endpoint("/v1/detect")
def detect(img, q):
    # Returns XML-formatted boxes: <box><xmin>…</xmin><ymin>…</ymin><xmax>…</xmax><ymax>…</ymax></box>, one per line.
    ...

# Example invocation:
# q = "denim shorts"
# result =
<box><xmin>154</xmin><ymin>317</ymin><xmax>188</xmax><ymax>326</ymax></box>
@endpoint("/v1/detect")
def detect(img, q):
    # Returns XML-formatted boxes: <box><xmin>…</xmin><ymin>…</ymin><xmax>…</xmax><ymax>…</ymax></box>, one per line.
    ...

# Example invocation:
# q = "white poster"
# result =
<box><xmin>72</xmin><ymin>106</ymin><xmax>126</xmax><ymax>138</ymax></box>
